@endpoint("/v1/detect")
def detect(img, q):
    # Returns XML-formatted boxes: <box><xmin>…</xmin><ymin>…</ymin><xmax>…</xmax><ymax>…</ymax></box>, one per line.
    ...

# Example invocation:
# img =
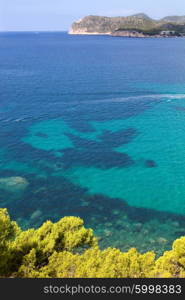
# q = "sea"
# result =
<box><xmin>1</xmin><ymin>32</ymin><xmax>185</xmax><ymax>255</ymax></box>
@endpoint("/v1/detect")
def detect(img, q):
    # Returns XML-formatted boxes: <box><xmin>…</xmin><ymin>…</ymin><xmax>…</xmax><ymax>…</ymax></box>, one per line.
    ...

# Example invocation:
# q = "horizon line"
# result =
<box><xmin>0</xmin><ymin>30</ymin><xmax>68</xmax><ymax>33</ymax></box>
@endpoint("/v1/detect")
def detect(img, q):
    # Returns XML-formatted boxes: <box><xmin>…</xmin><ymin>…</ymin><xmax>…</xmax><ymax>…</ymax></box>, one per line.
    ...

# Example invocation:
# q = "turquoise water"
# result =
<box><xmin>1</xmin><ymin>32</ymin><xmax>185</xmax><ymax>254</ymax></box>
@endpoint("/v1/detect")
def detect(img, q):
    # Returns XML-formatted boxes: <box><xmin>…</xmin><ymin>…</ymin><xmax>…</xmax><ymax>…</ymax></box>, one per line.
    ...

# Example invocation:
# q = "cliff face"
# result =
<box><xmin>69</xmin><ymin>14</ymin><xmax>185</xmax><ymax>37</ymax></box>
<box><xmin>69</xmin><ymin>16</ymin><xmax>112</xmax><ymax>34</ymax></box>
<box><xmin>69</xmin><ymin>14</ymin><xmax>156</xmax><ymax>35</ymax></box>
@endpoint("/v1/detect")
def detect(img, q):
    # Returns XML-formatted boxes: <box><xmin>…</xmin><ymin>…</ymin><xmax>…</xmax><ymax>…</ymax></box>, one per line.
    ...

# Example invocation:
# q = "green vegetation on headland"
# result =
<box><xmin>0</xmin><ymin>208</ymin><xmax>185</xmax><ymax>278</ymax></box>
<box><xmin>69</xmin><ymin>13</ymin><xmax>185</xmax><ymax>37</ymax></box>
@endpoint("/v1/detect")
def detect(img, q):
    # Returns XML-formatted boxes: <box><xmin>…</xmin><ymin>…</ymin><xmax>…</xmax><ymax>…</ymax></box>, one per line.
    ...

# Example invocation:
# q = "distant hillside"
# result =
<box><xmin>161</xmin><ymin>16</ymin><xmax>185</xmax><ymax>23</ymax></box>
<box><xmin>69</xmin><ymin>13</ymin><xmax>185</xmax><ymax>37</ymax></box>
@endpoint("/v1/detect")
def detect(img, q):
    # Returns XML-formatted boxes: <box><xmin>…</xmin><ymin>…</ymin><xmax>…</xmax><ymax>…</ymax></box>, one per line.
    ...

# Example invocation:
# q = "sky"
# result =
<box><xmin>1</xmin><ymin>0</ymin><xmax>185</xmax><ymax>31</ymax></box>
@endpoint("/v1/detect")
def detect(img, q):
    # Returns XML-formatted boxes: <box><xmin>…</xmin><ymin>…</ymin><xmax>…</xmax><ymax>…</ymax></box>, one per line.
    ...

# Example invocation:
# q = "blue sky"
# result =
<box><xmin>1</xmin><ymin>0</ymin><xmax>185</xmax><ymax>31</ymax></box>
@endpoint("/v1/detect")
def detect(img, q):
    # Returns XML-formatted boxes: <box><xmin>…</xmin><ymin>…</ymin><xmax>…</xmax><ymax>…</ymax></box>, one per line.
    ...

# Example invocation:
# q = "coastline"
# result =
<box><xmin>68</xmin><ymin>30</ymin><xmax>183</xmax><ymax>38</ymax></box>
<box><xmin>70</xmin><ymin>14</ymin><xmax>185</xmax><ymax>39</ymax></box>
<box><xmin>69</xmin><ymin>30</ymin><xmax>111</xmax><ymax>35</ymax></box>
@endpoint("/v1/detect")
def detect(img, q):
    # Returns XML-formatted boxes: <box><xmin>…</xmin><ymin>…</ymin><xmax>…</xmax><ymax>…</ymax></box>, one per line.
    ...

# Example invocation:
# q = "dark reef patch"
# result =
<box><xmin>66</xmin><ymin>118</ymin><xmax>96</xmax><ymax>133</ymax></box>
<box><xmin>6</xmin><ymin>171</ymin><xmax>185</xmax><ymax>229</ymax></box>
<box><xmin>65</xmin><ymin>133</ymin><xmax>100</xmax><ymax>149</ymax></box>
<box><xmin>66</xmin><ymin>128</ymin><xmax>138</xmax><ymax>151</ymax></box>
<box><xmin>174</xmin><ymin>106</ymin><xmax>185</xmax><ymax>112</ymax></box>
<box><xmin>5</xmin><ymin>140</ymin><xmax>59</xmax><ymax>164</ymax></box>
<box><xmin>98</xmin><ymin>128</ymin><xmax>138</xmax><ymax>148</ymax></box>
<box><xmin>3</xmin><ymin>170</ymin><xmax>185</xmax><ymax>256</ymax></box>
<box><xmin>61</xmin><ymin>148</ymin><xmax>134</xmax><ymax>169</ymax></box>
<box><xmin>145</xmin><ymin>160</ymin><xmax>157</xmax><ymax>168</ymax></box>
<box><xmin>60</xmin><ymin>128</ymin><xmax>137</xmax><ymax>170</ymax></box>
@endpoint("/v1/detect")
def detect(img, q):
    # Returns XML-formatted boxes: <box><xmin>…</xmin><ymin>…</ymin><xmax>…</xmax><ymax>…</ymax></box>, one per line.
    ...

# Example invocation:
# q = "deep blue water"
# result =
<box><xmin>1</xmin><ymin>32</ymin><xmax>185</xmax><ymax>254</ymax></box>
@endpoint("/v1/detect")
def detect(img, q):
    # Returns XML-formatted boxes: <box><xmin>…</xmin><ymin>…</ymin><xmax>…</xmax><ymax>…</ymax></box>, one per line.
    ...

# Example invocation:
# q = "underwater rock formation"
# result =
<box><xmin>0</xmin><ymin>176</ymin><xmax>29</xmax><ymax>193</ymax></box>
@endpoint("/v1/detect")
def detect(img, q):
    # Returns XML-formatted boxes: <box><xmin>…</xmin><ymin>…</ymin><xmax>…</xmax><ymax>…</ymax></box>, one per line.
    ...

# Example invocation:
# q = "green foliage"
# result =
<box><xmin>152</xmin><ymin>237</ymin><xmax>185</xmax><ymax>278</ymax></box>
<box><xmin>115</xmin><ymin>24</ymin><xmax>185</xmax><ymax>36</ymax></box>
<box><xmin>0</xmin><ymin>209</ymin><xmax>96</xmax><ymax>277</ymax></box>
<box><xmin>40</xmin><ymin>247</ymin><xmax>155</xmax><ymax>278</ymax></box>
<box><xmin>0</xmin><ymin>208</ymin><xmax>185</xmax><ymax>278</ymax></box>
<box><xmin>0</xmin><ymin>208</ymin><xmax>20</xmax><ymax>246</ymax></box>
<box><xmin>0</xmin><ymin>208</ymin><xmax>21</xmax><ymax>275</ymax></box>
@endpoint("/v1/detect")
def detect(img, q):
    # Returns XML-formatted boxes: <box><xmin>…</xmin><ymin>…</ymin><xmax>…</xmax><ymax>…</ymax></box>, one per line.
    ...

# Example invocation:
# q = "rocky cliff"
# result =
<box><xmin>69</xmin><ymin>14</ymin><xmax>156</xmax><ymax>34</ymax></box>
<box><xmin>69</xmin><ymin>13</ymin><xmax>185</xmax><ymax>37</ymax></box>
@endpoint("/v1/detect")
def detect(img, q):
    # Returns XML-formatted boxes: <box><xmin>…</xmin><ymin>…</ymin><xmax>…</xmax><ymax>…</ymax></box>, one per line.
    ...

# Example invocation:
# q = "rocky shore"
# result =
<box><xmin>69</xmin><ymin>29</ymin><xmax>111</xmax><ymax>35</ymax></box>
<box><xmin>111</xmin><ymin>30</ymin><xmax>160</xmax><ymax>38</ymax></box>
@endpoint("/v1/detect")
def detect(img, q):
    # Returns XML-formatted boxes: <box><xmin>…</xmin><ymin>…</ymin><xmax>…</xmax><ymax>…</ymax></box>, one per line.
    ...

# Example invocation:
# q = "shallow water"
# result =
<box><xmin>1</xmin><ymin>32</ymin><xmax>185</xmax><ymax>255</ymax></box>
